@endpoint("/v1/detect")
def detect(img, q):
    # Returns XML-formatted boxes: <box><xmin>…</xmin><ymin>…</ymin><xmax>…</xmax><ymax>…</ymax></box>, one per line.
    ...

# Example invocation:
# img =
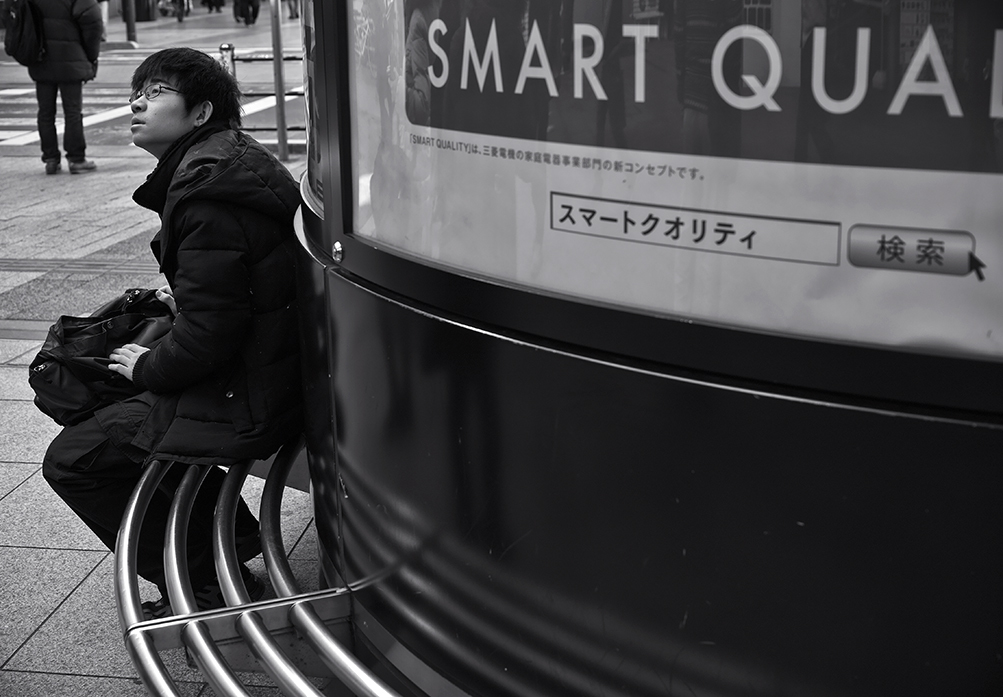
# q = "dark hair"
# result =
<box><xmin>132</xmin><ymin>47</ymin><xmax>243</xmax><ymax>128</ymax></box>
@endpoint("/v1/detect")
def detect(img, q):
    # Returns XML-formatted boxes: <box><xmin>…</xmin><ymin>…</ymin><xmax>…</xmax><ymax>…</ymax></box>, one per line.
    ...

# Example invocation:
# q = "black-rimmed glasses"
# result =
<box><xmin>128</xmin><ymin>83</ymin><xmax>181</xmax><ymax>104</ymax></box>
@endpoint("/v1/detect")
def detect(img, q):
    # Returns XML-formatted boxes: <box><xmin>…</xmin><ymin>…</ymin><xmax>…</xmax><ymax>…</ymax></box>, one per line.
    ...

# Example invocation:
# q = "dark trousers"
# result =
<box><xmin>235</xmin><ymin>0</ymin><xmax>259</xmax><ymax>23</ymax></box>
<box><xmin>36</xmin><ymin>81</ymin><xmax>86</xmax><ymax>164</ymax></box>
<box><xmin>42</xmin><ymin>417</ymin><xmax>258</xmax><ymax>595</ymax></box>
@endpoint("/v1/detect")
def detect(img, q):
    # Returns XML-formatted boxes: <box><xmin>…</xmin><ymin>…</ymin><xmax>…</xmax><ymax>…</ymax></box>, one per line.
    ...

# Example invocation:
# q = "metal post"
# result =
<box><xmin>123</xmin><ymin>0</ymin><xmax>137</xmax><ymax>42</ymax></box>
<box><xmin>270</xmin><ymin>0</ymin><xmax>288</xmax><ymax>161</ymax></box>
<box><xmin>219</xmin><ymin>43</ymin><xmax>236</xmax><ymax>78</ymax></box>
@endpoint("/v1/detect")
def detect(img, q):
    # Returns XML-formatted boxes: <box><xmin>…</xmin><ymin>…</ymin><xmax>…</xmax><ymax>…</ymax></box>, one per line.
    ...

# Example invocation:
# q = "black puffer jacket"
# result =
<box><xmin>27</xmin><ymin>0</ymin><xmax>102</xmax><ymax>83</ymax></box>
<box><xmin>128</xmin><ymin>128</ymin><xmax>303</xmax><ymax>466</ymax></box>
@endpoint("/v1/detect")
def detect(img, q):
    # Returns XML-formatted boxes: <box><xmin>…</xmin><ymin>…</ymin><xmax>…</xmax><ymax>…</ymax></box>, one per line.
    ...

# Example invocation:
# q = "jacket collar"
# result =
<box><xmin>133</xmin><ymin>123</ymin><xmax>228</xmax><ymax>271</ymax></box>
<box><xmin>133</xmin><ymin>123</ymin><xmax>227</xmax><ymax>216</ymax></box>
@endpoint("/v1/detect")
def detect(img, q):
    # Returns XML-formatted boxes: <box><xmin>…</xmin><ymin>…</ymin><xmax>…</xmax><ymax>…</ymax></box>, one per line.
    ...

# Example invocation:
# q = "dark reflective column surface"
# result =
<box><xmin>298</xmin><ymin>259</ymin><xmax>1002</xmax><ymax>697</ymax></box>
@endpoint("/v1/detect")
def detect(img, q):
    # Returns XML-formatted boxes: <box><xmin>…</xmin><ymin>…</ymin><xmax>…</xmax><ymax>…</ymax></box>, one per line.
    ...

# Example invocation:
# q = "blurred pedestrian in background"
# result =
<box><xmin>234</xmin><ymin>0</ymin><xmax>259</xmax><ymax>24</ymax></box>
<box><xmin>13</xmin><ymin>0</ymin><xmax>103</xmax><ymax>174</ymax></box>
<box><xmin>173</xmin><ymin>0</ymin><xmax>191</xmax><ymax>21</ymax></box>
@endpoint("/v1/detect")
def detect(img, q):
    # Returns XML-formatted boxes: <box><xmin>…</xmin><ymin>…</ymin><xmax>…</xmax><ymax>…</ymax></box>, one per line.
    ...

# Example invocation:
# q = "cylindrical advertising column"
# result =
<box><xmin>296</xmin><ymin>1</ymin><xmax>1003</xmax><ymax>695</ymax></box>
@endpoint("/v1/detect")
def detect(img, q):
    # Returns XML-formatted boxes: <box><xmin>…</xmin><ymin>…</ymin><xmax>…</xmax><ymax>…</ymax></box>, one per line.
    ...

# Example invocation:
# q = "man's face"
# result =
<box><xmin>129</xmin><ymin>79</ymin><xmax>201</xmax><ymax>159</ymax></box>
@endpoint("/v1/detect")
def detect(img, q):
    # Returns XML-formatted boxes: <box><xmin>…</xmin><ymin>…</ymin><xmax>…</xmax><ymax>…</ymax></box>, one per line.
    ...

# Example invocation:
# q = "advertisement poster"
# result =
<box><xmin>349</xmin><ymin>0</ymin><xmax>1003</xmax><ymax>361</ymax></box>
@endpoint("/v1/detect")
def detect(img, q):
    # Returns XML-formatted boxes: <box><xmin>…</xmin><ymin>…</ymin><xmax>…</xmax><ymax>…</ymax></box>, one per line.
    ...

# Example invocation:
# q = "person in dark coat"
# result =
<box><xmin>234</xmin><ymin>0</ymin><xmax>259</xmax><ymax>25</ymax></box>
<box><xmin>21</xmin><ymin>0</ymin><xmax>103</xmax><ymax>174</ymax></box>
<box><xmin>440</xmin><ymin>0</ymin><xmax>558</xmax><ymax>140</ymax></box>
<box><xmin>42</xmin><ymin>47</ymin><xmax>304</xmax><ymax>618</ymax></box>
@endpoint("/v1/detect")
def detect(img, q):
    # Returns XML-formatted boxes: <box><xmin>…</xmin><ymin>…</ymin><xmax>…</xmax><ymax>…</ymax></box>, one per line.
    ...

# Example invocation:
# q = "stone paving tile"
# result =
<box><xmin>289</xmin><ymin>522</ymin><xmax>318</xmax><ymax>561</ymax></box>
<box><xmin>0</xmin><ymin>338</ymin><xmax>41</xmax><ymax>364</ymax></box>
<box><xmin>89</xmin><ymin>226</ymin><xmax>161</xmax><ymax>260</ymax></box>
<box><xmin>0</xmin><ymin>546</ymin><xmax>105</xmax><ymax>665</ymax></box>
<box><xmin>0</xmin><ymin>270</ymin><xmax>167</xmax><ymax>321</ymax></box>
<box><xmin>3</xmin><ymin>341</ymin><xmax>40</xmax><ymax>365</ymax></box>
<box><xmin>0</xmin><ymin>271</ymin><xmax>43</xmax><ymax>295</ymax></box>
<box><xmin>0</xmin><ymin>364</ymin><xmax>34</xmax><ymax>399</ymax></box>
<box><xmin>0</xmin><ymin>463</ymin><xmax>36</xmax><ymax>499</ymax></box>
<box><xmin>0</xmin><ymin>400</ymin><xmax>61</xmax><ymax>462</ymax></box>
<box><xmin>0</xmin><ymin>671</ymin><xmax>204</xmax><ymax>697</ymax></box>
<box><xmin>5</xmin><ymin>554</ymin><xmax>211</xmax><ymax>682</ymax></box>
<box><xmin>240</xmin><ymin>476</ymin><xmax>315</xmax><ymax>558</ymax></box>
<box><xmin>0</xmin><ymin>158</ymin><xmax>158</xmax><ymax>260</ymax></box>
<box><xmin>0</xmin><ymin>469</ymin><xmax>105</xmax><ymax>549</ymax></box>
<box><xmin>286</xmin><ymin>556</ymin><xmax>322</xmax><ymax>594</ymax></box>
<box><xmin>4</xmin><ymin>554</ymin><xmax>140</xmax><ymax>679</ymax></box>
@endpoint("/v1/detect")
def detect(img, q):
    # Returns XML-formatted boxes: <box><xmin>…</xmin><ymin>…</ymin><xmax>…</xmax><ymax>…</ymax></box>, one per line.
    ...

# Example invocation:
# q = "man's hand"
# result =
<box><xmin>108</xmin><ymin>343</ymin><xmax>150</xmax><ymax>382</ymax></box>
<box><xmin>156</xmin><ymin>284</ymin><xmax>177</xmax><ymax>316</ymax></box>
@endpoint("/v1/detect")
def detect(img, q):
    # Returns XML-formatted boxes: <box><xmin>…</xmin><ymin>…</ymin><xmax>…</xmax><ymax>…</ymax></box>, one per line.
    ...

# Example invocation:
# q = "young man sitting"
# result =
<box><xmin>43</xmin><ymin>48</ymin><xmax>304</xmax><ymax>618</ymax></box>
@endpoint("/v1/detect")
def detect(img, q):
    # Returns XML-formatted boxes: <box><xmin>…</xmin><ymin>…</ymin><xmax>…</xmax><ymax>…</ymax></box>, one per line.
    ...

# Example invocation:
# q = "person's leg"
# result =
<box><xmin>156</xmin><ymin>463</ymin><xmax>260</xmax><ymax>590</ymax></box>
<box><xmin>99</xmin><ymin>0</ymin><xmax>108</xmax><ymax>40</ymax></box>
<box><xmin>35</xmin><ymin>82</ymin><xmax>60</xmax><ymax>169</ymax></box>
<box><xmin>42</xmin><ymin>418</ymin><xmax>173</xmax><ymax>588</ymax></box>
<box><xmin>43</xmin><ymin>418</ymin><xmax>259</xmax><ymax>593</ymax></box>
<box><xmin>60</xmin><ymin>81</ymin><xmax>87</xmax><ymax>164</ymax></box>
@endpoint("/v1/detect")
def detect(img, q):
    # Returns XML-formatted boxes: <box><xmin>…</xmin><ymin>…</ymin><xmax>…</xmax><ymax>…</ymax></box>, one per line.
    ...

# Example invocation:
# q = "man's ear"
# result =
<box><xmin>193</xmin><ymin>100</ymin><xmax>214</xmax><ymax>127</ymax></box>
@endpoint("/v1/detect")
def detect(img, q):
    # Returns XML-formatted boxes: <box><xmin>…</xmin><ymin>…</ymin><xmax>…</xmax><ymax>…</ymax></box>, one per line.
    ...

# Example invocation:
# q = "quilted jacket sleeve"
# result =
<box><xmin>132</xmin><ymin>201</ymin><xmax>253</xmax><ymax>393</ymax></box>
<box><xmin>72</xmin><ymin>0</ymin><xmax>102</xmax><ymax>64</ymax></box>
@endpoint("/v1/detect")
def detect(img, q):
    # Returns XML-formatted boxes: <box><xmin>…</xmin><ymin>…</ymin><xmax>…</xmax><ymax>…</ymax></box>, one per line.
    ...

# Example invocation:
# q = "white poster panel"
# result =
<box><xmin>349</xmin><ymin>0</ymin><xmax>1003</xmax><ymax>361</ymax></box>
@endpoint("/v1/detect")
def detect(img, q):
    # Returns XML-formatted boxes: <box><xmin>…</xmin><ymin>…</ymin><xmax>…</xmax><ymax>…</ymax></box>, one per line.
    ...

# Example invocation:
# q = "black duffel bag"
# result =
<box><xmin>28</xmin><ymin>288</ymin><xmax>174</xmax><ymax>427</ymax></box>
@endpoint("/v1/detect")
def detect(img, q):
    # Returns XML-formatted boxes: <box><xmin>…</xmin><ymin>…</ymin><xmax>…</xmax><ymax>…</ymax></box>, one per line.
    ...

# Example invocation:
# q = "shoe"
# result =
<box><xmin>141</xmin><ymin>565</ymin><xmax>265</xmax><ymax>620</ymax></box>
<box><xmin>44</xmin><ymin>160</ymin><xmax>61</xmax><ymax>175</ymax></box>
<box><xmin>68</xmin><ymin>159</ymin><xmax>96</xmax><ymax>174</ymax></box>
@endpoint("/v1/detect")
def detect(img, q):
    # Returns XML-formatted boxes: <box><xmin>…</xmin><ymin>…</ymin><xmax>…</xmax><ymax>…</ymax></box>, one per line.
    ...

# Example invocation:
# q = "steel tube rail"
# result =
<box><xmin>122</xmin><ymin>630</ymin><xmax>180</xmax><ymax>697</ymax></box>
<box><xmin>269</xmin><ymin>0</ymin><xmax>289</xmax><ymax>160</ymax></box>
<box><xmin>259</xmin><ymin>438</ymin><xmax>401</xmax><ymax>697</ymax></box>
<box><xmin>182</xmin><ymin>621</ymin><xmax>251</xmax><ymax>696</ymax></box>
<box><xmin>165</xmin><ymin>465</ymin><xmax>251</xmax><ymax>697</ymax></box>
<box><xmin>215</xmin><ymin>456</ymin><xmax>325</xmax><ymax>697</ymax></box>
<box><xmin>219</xmin><ymin>43</ymin><xmax>236</xmax><ymax>77</ymax></box>
<box><xmin>163</xmin><ymin>466</ymin><xmax>211</xmax><ymax>615</ymax></box>
<box><xmin>236</xmin><ymin>612</ymin><xmax>326</xmax><ymax>697</ymax></box>
<box><xmin>260</xmin><ymin>435</ymin><xmax>305</xmax><ymax>598</ymax></box>
<box><xmin>114</xmin><ymin>460</ymin><xmax>182</xmax><ymax>697</ymax></box>
<box><xmin>214</xmin><ymin>459</ymin><xmax>257</xmax><ymax>605</ymax></box>
<box><xmin>217</xmin><ymin>41</ymin><xmax>302</xmax><ymax>146</ymax></box>
<box><xmin>117</xmin><ymin>440</ymin><xmax>395</xmax><ymax>696</ymax></box>
<box><xmin>288</xmin><ymin>602</ymin><xmax>400</xmax><ymax>697</ymax></box>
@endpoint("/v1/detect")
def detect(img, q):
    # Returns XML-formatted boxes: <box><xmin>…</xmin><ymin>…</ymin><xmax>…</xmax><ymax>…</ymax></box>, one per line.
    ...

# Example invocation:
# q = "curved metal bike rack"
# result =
<box><xmin>114</xmin><ymin>437</ymin><xmax>400</xmax><ymax>697</ymax></box>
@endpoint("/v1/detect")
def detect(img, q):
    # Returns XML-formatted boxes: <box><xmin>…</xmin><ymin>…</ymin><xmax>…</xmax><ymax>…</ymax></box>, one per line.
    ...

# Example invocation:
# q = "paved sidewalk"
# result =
<box><xmin>0</xmin><ymin>5</ymin><xmax>319</xmax><ymax>696</ymax></box>
<box><xmin>0</xmin><ymin>145</ymin><xmax>165</xmax><ymax>328</ymax></box>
